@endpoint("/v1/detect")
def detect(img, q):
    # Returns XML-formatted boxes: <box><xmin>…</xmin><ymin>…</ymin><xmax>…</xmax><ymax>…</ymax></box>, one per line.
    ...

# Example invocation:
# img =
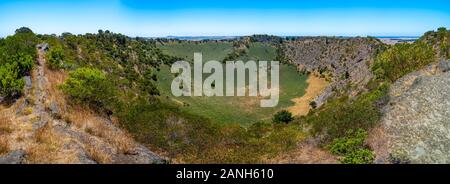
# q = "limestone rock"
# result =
<box><xmin>49</xmin><ymin>101</ymin><xmax>59</xmax><ymax>117</ymax></box>
<box><xmin>24</xmin><ymin>76</ymin><xmax>32</xmax><ymax>90</ymax></box>
<box><xmin>374</xmin><ymin>71</ymin><xmax>450</xmax><ymax>163</ymax></box>
<box><xmin>438</xmin><ymin>59</ymin><xmax>450</xmax><ymax>72</ymax></box>
<box><xmin>0</xmin><ymin>150</ymin><xmax>26</xmax><ymax>164</ymax></box>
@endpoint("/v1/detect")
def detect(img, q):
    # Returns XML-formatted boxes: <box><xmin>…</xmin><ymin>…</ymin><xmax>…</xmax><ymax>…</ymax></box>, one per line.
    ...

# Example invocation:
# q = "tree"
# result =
<box><xmin>272</xmin><ymin>110</ymin><xmax>294</xmax><ymax>124</ymax></box>
<box><xmin>15</xmin><ymin>27</ymin><xmax>33</xmax><ymax>34</ymax></box>
<box><xmin>0</xmin><ymin>28</ymin><xmax>36</xmax><ymax>102</ymax></box>
<box><xmin>60</xmin><ymin>67</ymin><xmax>116</xmax><ymax>109</ymax></box>
<box><xmin>3</xmin><ymin>29</ymin><xmax>38</xmax><ymax>59</ymax></box>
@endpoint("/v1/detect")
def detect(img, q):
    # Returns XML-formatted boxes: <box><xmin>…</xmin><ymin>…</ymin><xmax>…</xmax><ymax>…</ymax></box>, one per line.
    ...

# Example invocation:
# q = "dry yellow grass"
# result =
<box><xmin>0</xmin><ymin>111</ymin><xmax>12</xmax><ymax>156</ymax></box>
<box><xmin>264</xmin><ymin>143</ymin><xmax>337</xmax><ymax>164</ymax></box>
<box><xmin>107</xmin><ymin>131</ymin><xmax>135</xmax><ymax>154</ymax></box>
<box><xmin>85</xmin><ymin>119</ymin><xmax>135</xmax><ymax>154</ymax></box>
<box><xmin>44</xmin><ymin>66</ymin><xmax>137</xmax><ymax>160</ymax></box>
<box><xmin>26</xmin><ymin>124</ymin><xmax>60</xmax><ymax>163</ymax></box>
<box><xmin>44</xmin><ymin>67</ymin><xmax>68</xmax><ymax>114</ymax></box>
<box><xmin>34</xmin><ymin>124</ymin><xmax>52</xmax><ymax>144</ymax></box>
<box><xmin>0</xmin><ymin>136</ymin><xmax>9</xmax><ymax>155</ymax></box>
<box><xmin>288</xmin><ymin>75</ymin><xmax>329</xmax><ymax>116</ymax></box>
<box><xmin>85</xmin><ymin>144</ymin><xmax>112</xmax><ymax>164</ymax></box>
<box><xmin>0</xmin><ymin>112</ymin><xmax>13</xmax><ymax>135</ymax></box>
<box><xmin>21</xmin><ymin>107</ymin><xmax>33</xmax><ymax>116</ymax></box>
<box><xmin>26</xmin><ymin>123</ymin><xmax>82</xmax><ymax>164</ymax></box>
<box><xmin>64</xmin><ymin>105</ymin><xmax>135</xmax><ymax>154</ymax></box>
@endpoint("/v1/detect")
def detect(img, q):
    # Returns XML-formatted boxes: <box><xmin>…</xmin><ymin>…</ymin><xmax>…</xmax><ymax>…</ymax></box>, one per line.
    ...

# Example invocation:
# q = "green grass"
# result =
<box><xmin>157</xmin><ymin>41</ymin><xmax>234</xmax><ymax>62</ymax></box>
<box><xmin>239</xmin><ymin>42</ymin><xmax>278</xmax><ymax>61</ymax></box>
<box><xmin>156</xmin><ymin>41</ymin><xmax>308</xmax><ymax>126</ymax></box>
<box><xmin>157</xmin><ymin>64</ymin><xmax>307</xmax><ymax>126</ymax></box>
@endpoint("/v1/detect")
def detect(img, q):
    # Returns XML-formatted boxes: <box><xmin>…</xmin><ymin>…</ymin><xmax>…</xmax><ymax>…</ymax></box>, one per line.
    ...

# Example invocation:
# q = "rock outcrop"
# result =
<box><xmin>0</xmin><ymin>150</ymin><xmax>26</xmax><ymax>164</ymax></box>
<box><xmin>282</xmin><ymin>37</ymin><xmax>384</xmax><ymax>106</ymax></box>
<box><xmin>371</xmin><ymin>59</ymin><xmax>450</xmax><ymax>163</ymax></box>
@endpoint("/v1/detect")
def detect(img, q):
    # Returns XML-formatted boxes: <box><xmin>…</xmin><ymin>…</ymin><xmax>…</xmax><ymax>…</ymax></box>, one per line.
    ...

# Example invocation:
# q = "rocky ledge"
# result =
<box><xmin>372</xmin><ymin>59</ymin><xmax>450</xmax><ymax>164</ymax></box>
<box><xmin>283</xmin><ymin>37</ymin><xmax>384</xmax><ymax>107</ymax></box>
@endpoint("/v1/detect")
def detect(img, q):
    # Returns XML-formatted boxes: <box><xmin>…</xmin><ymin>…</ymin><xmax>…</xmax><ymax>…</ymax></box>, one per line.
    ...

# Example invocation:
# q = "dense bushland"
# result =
<box><xmin>0</xmin><ymin>27</ymin><xmax>38</xmax><ymax>101</ymax></box>
<box><xmin>372</xmin><ymin>27</ymin><xmax>448</xmax><ymax>83</ymax></box>
<box><xmin>372</xmin><ymin>42</ymin><xmax>435</xmax><ymax>82</ymax></box>
<box><xmin>419</xmin><ymin>27</ymin><xmax>450</xmax><ymax>59</ymax></box>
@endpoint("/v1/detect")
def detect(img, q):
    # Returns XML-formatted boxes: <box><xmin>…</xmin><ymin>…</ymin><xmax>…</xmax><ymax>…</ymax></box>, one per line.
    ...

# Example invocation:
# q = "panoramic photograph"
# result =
<box><xmin>0</xmin><ymin>0</ymin><xmax>449</xmax><ymax>171</ymax></box>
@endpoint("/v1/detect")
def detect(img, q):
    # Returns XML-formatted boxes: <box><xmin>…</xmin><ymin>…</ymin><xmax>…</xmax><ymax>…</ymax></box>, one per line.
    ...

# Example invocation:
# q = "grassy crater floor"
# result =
<box><xmin>156</xmin><ymin>42</ymin><xmax>309</xmax><ymax>125</ymax></box>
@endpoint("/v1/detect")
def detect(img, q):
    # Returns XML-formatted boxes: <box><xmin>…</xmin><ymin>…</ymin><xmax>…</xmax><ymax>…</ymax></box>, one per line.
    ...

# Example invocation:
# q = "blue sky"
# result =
<box><xmin>0</xmin><ymin>0</ymin><xmax>449</xmax><ymax>37</ymax></box>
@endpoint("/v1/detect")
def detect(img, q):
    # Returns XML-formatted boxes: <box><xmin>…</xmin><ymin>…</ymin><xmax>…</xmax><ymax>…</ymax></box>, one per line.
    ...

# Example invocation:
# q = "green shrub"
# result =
<box><xmin>309</xmin><ymin>101</ymin><xmax>317</xmax><ymax>109</ymax></box>
<box><xmin>0</xmin><ymin>63</ymin><xmax>25</xmax><ymax>99</ymax></box>
<box><xmin>59</xmin><ymin>67</ymin><xmax>115</xmax><ymax>109</ymax></box>
<box><xmin>327</xmin><ymin>129</ymin><xmax>374</xmax><ymax>164</ymax></box>
<box><xmin>47</xmin><ymin>46</ymin><xmax>65</xmax><ymax>69</ymax></box>
<box><xmin>10</xmin><ymin>53</ymin><xmax>33</xmax><ymax>75</ymax></box>
<box><xmin>372</xmin><ymin>42</ymin><xmax>435</xmax><ymax>82</ymax></box>
<box><xmin>340</xmin><ymin>149</ymin><xmax>375</xmax><ymax>164</ymax></box>
<box><xmin>272</xmin><ymin>110</ymin><xmax>294</xmax><ymax>124</ymax></box>
<box><xmin>327</xmin><ymin>129</ymin><xmax>367</xmax><ymax>155</ymax></box>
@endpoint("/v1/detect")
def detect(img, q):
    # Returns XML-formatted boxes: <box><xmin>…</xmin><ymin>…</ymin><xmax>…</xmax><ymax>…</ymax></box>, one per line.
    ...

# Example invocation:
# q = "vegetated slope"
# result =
<box><xmin>419</xmin><ymin>27</ymin><xmax>450</xmax><ymax>59</ymax></box>
<box><xmin>0</xmin><ymin>29</ymin><xmax>165</xmax><ymax>164</ymax></box>
<box><xmin>282</xmin><ymin>37</ymin><xmax>385</xmax><ymax>107</ymax></box>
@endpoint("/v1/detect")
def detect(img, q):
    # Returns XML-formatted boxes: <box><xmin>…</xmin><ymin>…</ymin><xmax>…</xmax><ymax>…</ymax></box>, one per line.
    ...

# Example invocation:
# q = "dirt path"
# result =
<box><xmin>34</xmin><ymin>46</ymin><xmax>51</xmax><ymax>128</ymax></box>
<box><xmin>288</xmin><ymin>75</ymin><xmax>329</xmax><ymax>116</ymax></box>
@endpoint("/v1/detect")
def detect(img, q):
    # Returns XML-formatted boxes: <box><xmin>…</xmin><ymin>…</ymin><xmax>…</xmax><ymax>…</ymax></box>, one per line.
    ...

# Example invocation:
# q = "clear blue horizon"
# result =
<box><xmin>0</xmin><ymin>0</ymin><xmax>449</xmax><ymax>37</ymax></box>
